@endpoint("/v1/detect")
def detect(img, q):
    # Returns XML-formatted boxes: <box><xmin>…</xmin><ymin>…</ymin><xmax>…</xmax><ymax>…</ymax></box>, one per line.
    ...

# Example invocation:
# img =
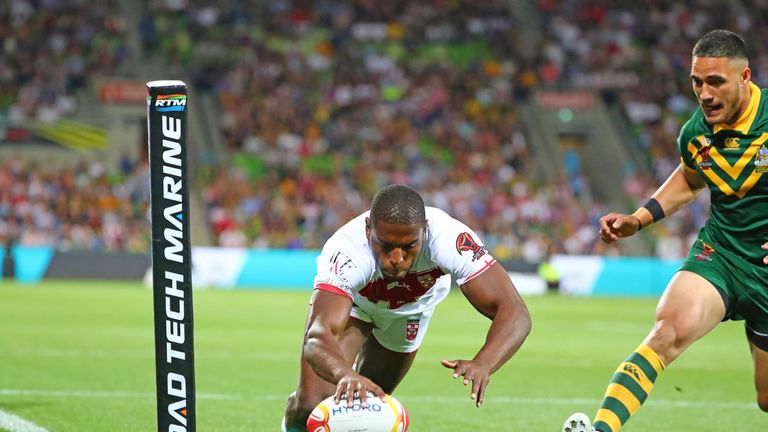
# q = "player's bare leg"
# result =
<box><xmin>749</xmin><ymin>339</ymin><xmax>768</xmax><ymax>412</ymax></box>
<box><xmin>567</xmin><ymin>271</ymin><xmax>726</xmax><ymax>432</ymax></box>
<box><xmin>356</xmin><ymin>335</ymin><xmax>418</xmax><ymax>394</ymax></box>
<box><xmin>642</xmin><ymin>271</ymin><xmax>726</xmax><ymax>364</ymax></box>
<box><xmin>283</xmin><ymin>318</ymin><xmax>372</xmax><ymax>431</ymax></box>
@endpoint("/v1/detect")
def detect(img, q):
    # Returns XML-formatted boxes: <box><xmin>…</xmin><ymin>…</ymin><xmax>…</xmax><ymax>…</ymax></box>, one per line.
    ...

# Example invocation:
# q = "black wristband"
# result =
<box><xmin>642</xmin><ymin>198</ymin><xmax>665</xmax><ymax>223</ymax></box>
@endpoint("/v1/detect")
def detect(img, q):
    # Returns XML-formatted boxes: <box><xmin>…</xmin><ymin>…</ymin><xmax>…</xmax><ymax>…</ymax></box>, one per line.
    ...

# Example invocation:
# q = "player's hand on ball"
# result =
<box><xmin>334</xmin><ymin>372</ymin><xmax>386</xmax><ymax>408</ymax></box>
<box><xmin>441</xmin><ymin>359</ymin><xmax>491</xmax><ymax>407</ymax></box>
<box><xmin>598</xmin><ymin>212</ymin><xmax>641</xmax><ymax>242</ymax></box>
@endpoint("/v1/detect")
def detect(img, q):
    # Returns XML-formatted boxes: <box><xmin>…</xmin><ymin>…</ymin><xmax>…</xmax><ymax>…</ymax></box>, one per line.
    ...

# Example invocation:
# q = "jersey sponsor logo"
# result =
<box><xmin>417</xmin><ymin>274</ymin><xmax>435</xmax><ymax>288</ymax></box>
<box><xmin>723</xmin><ymin>137</ymin><xmax>740</xmax><ymax>151</ymax></box>
<box><xmin>694</xmin><ymin>241</ymin><xmax>715</xmax><ymax>262</ymax></box>
<box><xmin>359</xmin><ymin>267</ymin><xmax>445</xmax><ymax>309</ymax></box>
<box><xmin>455</xmin><ymin>232</ymin><xmax>486</xmax><ymax>262</ymax></box>
<box><xmin>405</xmin><ymin>319</ymin><xmax>420</xmax><ymax>341</ymax></box>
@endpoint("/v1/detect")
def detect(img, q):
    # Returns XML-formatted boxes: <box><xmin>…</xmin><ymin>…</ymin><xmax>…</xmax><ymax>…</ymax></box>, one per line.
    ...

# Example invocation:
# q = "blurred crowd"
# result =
<box><xmin>0</xmin><ymin>157</ymin><xmax>150</xmax><ymax>252</ymax></box>
<box><xmin>533</xmin><ymin>0</ymin><xmax>753</xmax><ymax>258</ymax></box>
<box><xmin>6</xmin><ymin>0</ymin><xmax>764</xmax><ymax>260</ymax></box>
<box><xmin>141</xmin><ymin>0</ymin><xmax>614</xmax><ymax>261</ymax></box>
<box><xmin>0</xmin><ymin>0</ymin><xmax>129</xmax><ymax>125</ymax></box>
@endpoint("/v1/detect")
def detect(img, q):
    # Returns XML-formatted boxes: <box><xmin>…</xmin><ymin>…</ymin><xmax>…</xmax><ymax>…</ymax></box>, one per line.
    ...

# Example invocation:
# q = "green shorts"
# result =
<box><xmin>680</xmin><ymin>234</ymin><xmax>768</xmax><ymax>350</ymax></box>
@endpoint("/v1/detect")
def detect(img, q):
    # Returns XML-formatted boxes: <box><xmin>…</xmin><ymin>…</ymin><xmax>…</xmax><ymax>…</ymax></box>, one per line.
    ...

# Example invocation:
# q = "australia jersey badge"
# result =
<box><xmin>755</xmin><ymin>145</ymin><xmax>768</xmax><ymax>173</ymax></box>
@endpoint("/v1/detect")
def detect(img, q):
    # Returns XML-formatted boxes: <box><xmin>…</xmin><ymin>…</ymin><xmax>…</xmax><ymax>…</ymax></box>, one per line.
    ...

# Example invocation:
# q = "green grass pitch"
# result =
<box><xmin>0</xmin><ymin>280</ymin><xmax>764</xmax><ymax>431</ymax></box>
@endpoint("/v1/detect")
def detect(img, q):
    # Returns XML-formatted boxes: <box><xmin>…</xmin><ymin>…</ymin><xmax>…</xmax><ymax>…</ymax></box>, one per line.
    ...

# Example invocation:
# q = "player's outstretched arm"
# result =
<box><xmin>441</xmin><ymin>262</ymin><xmax>531</xmax><ymax>407</ymax></box>
<box><xmin>599</xmin><ymin>164</ymin><xmax>707</xmax><ymax>242</ymax></box>
<box><xmin>303</xmin><ymin>290</ymin><xmax>386</xmax><ymax>407</ymax></box>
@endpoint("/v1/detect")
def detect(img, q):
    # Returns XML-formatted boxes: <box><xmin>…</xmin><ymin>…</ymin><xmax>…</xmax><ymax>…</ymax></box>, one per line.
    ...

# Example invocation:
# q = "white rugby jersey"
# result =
<box><xmin>314</xmin><ymin>206</ymin><xmax>497</xmax><ymax>317</ymax></box>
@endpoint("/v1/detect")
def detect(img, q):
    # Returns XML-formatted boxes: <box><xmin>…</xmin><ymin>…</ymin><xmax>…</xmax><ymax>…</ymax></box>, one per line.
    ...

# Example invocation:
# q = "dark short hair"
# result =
<box><xmin>370</xmin><ymin>184</ymin><xmax>426</xmax><ymax>226</ymax></box>
<box><xmin>692</xmin><ymin>29</ymin><xmax>747</xmax><ymax>60</ymax></box>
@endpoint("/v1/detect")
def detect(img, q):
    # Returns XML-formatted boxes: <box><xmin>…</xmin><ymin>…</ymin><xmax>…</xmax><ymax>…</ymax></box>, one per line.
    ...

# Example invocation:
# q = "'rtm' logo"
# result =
<box><xmin>156</xmin><ymin>94</ymin><xmax>187</xmax><ymax>112</ymax></box>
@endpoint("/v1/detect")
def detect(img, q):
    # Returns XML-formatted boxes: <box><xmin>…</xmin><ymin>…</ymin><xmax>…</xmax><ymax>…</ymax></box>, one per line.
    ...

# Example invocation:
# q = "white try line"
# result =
<box><xmin>0</xmin><ymin>389</ymin><xmax>756</xmax><ymax>410</ymax></box>
<box><xmin>0</xmin><ymin>409</ymin><xmax>49</xmax><ymax>432</ymax></box>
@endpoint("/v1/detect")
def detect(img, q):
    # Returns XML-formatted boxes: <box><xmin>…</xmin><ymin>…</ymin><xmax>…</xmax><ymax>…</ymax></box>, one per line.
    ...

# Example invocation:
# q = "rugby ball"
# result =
<box><xmin>306</xmin><ymin>392</ymin><xmax>409</xmax><ymax>432</ymax></box>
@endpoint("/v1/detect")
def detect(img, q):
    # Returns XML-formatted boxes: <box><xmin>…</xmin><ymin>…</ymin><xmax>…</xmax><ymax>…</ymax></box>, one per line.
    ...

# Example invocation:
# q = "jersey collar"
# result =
<box><xmin>713</xmin><ymin>81</ymin><xmax>761</xmax><ymax>134</ymax></box>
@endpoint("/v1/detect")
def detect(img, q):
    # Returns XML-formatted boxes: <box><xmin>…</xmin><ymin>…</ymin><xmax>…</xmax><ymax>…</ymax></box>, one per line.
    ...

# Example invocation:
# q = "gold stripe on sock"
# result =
<box><xmin>605</xmin><ymin>383</ymin><xmax>641</xmax><ymax>415</ymax></box>
<box><xmin>636</xmin><ymin>344</ymin><xmax>666</xmax><ymax>371</ymax></box>
<box><xmin>614</xmin><ymin>363</ymin><xmax>654</xmax><ymax>395</ymax></box>
<box><xmin>596</xmin><ymin>344</ymin><xmax>665</xmax><ymax>432</ymax></box>
<box><xmin>595</xmin><ymin>408</ymin><xmax>622</xmax><ymax>432</ymax></box>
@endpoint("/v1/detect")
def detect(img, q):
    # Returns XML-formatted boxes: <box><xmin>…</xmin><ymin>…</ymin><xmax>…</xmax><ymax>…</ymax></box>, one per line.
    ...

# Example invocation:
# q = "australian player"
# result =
<box><xmin>282</xmin><ymin>184</ymin><xmax>532</xmax><ymax>431</ymax></box>
<box><xmin>563</xmin><ymin>29</ymin><xmax>768</xmax><ymax>432</ymax></box>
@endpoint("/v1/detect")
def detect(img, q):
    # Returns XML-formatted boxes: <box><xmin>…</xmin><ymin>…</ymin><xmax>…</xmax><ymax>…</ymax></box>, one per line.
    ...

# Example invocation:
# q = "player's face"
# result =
<box><xmin>691</xmin><ymin>56</ymin><xmax>751</xmax><ymax>125</ymax></box>
<box><xmin>366</xmin><ymin>218</ymin><xmax>425</xmax><ymax>281</ymax></box>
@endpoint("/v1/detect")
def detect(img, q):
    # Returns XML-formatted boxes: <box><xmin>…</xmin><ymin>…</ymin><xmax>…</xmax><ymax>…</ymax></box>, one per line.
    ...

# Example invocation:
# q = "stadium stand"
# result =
<box><xmin>0</xmin><ymin>156</ymin><xmax>150</xmax><ymax>252</ymax></box>
<box><xmin>138</xmin><ymin>0</ymin><xmax>620</xmax><ymax>259</ymax></box>
<box><xmin>4</xmin><ymin>0</ymin><xmax>759</xmax><ymax>261</ymax></box>
<box><xmin>2</xmin><ymin>0</ymin><xmax>129</xmax><ymax>125</ymax></box>
<box><xmin>532</xmin><ymin>0</ymin><xmax>737</xmax><ymax>258</ymax></box>
<box><xmin>0</xmin><ymin>0</ymin><xmax>148</xmax><ymax>253</ymax></box>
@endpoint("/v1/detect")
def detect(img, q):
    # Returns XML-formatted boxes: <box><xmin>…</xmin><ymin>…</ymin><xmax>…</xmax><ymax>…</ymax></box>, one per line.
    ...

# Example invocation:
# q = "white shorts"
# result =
<box><xmin>350</xmin><ymin>304</ymin><xmax>435</xmax><ymax>353</ymax></box>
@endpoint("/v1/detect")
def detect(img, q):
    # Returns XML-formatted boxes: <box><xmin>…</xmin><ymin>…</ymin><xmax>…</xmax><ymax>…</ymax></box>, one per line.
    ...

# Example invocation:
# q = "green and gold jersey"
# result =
<box><xmin>677</xmin><ymin>81</ymin><xmax>768</xmax><ymax>264</ymax></box>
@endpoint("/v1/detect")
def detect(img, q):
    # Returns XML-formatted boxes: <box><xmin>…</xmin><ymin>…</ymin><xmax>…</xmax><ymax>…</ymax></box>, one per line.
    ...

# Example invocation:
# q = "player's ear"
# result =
<box><xmin>365</xmin><ymin>217</ymin><xmax>372</xmax><ymax>239</ymax></box>
<box><xmin>742</xmin><ymin>66</ymin><xmax>751</xmax><ymax>84</ymax></box>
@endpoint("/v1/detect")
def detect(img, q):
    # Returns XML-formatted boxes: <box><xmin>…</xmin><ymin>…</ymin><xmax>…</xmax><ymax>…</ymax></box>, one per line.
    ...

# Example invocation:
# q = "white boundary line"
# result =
<box><xmin>0</xmin><ymin>389</ymin><xmax>756</xmax><ymax>410</ymax></box>
<box><xmin>0</xmin><ymin>409</ymin><xmax>49</xmax><ymax>432</ymax></box>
